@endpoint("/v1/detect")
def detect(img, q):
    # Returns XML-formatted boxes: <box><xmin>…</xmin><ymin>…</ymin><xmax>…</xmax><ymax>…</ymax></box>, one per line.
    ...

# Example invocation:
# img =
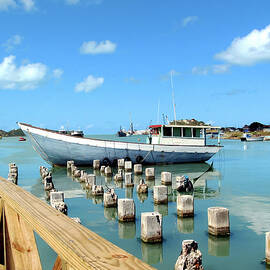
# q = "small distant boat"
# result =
<box><xmin>117</xmin><ymin>126</ymin><xmax>126</xmax><ymax>137</ymax></box>
<box><xmin>19</xmin><ymin>137</ymin><xmax>26</xmax><ymax>141</ymax></box>
<box><xmin>241</xmin><ymin>133</ymin><xmax>264</xmax><ymax>142</ymax></box>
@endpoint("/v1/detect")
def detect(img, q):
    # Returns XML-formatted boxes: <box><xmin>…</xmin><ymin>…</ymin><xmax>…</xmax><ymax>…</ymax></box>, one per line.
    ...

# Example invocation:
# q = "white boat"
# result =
<box><xmin>241</xmin><ymin>133</ymin><xmax>264</xmax><ymax>142</ymax></box>
<box><xmin>18</xmin><ymin>122</ymin><xmax>221</xmax><ymax>166</ymax></box>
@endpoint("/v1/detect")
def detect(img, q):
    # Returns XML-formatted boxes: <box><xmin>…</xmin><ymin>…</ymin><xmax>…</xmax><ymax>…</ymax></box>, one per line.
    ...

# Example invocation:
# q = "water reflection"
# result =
<box><xmin>118</xmin><ymin>222</ymin><xmax>136</xmax><ymax>239</ymax></box>
<box><xmin>92</xmin><ymin>196</ymin><xmax>103</xmax><ymax>205</ymax></box>
<box><xmin>154</xmin><ymin>204</ymin><xmax>168</xmax><ymax>216</ymax></box>
<box><xmin>134</xmin><ymin>175</ymin><xmax>142</xmax><ymax>185</ymax></box>
<box><xmin>104</xmin><ymin>207</ymin><xmax>117</xmax><ymax>221</ymax></box>
<box><xmin>146</xmin><ymin>180</ymin><xmax>155</xmax><ymax>189</ymax></box>
<box><xmin>137</xmin><ymin>192</ymin><xmax>148</xmax><ymax>203</ymax></box>
<box><xmin>141</xmin><ymin>242</ymin><xmax>163</xmax><ymax>264</ymax></box>
<box><xmin>105</xmin><ymin>176</ymin><xmax>112</xmax><ymax>183</ymax></box>
<box><xmin>177</xmin><ymin>217</ymin><xmax>194</xmax><ymax>234</ymax></box>
<box><xmin>114</xmin><ymin>180</ymin><xmax>124</xmax><ymax>189</ymax></box>
<box><xmin>208</xmin><ymin>235</ymin><xmax>230</xmax><ymax>257</ymax></box>
<box><xmin>125</xmin><ymin>187</ymin><xmax>134</xmax><ymax>198</ymax></box>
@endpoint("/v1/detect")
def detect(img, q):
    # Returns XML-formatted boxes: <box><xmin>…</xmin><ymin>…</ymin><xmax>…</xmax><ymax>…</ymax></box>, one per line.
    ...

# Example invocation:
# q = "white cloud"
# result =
<box><xmin>75</xmin><ymin>75</ymin><xmax>104</xmax><ymax>93</ymax></box>
<box><xmin>19</xmin><ymin>0</ymin><xmax>34</xmax><ymax>11</ymax></box>
<box><xmin>215</xmin><ymin>24</ymin><xmax>270</xmax><ymax>66</ymax></box>
<box><xmin>212</xmin><ymin>64</ymin><xmax>230</xmax><ymax>74</ymax></box>
<box><xmin>53</xmin><ymin>68</ymin><xmax>63</xmax><ymax>79</ymax></box>
<box><xmin>0</xmin><ymin>0</ymin><xmax>34</xmax><ymax>11</ymax></box>
<box><xmin>66</xmin><ymin>0</ymin><xmax>79</xmax><ymax>5</ymax></box>
<box><xmin>0</xmin><ymin>55</ymin><xmax>47</xmax><ymax>90</ymax></box>
<box><xmin>0</xmin><ymin>0</ymin><xmax>16</xmax><ymax>10</ymax></box>
<box><xmin>192</xmin><ymin>66</ymin><xmax>209</xmax><ymax>75</ymax></box>
<box><xmin>80</xmin><ymin>40</ymin><xmax>116</xmax><ymax>55</ymax></box>
<box><xmin>3</xmin><ymin>35</ymin><xmax>23</xmax><ymax>51</ymax></box>
<box><xmin>182</xmin><ymin>16</ymin><xmax>198</xmax><ymax>27</ymax></box>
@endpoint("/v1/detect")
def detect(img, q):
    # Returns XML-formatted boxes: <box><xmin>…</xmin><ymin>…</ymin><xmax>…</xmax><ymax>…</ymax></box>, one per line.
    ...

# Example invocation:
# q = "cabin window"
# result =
<box><xmin>151</xmin><ymin>128</ymin><xmax>159</xmax><ymax>135</ymax></box>
<box><xmin>163</xmin><ymin>127</ymin><xmax>172</xmax><ymax>136</ymax></box>
<box><xmin>183</xmin><ymin>128</ymin><xmax>192</xmax><ymax>137</ymax></box>
<box><xmin>193</xmin><ymin>128</ymin><xmax>201</xmax><ymax>138</ymax></box>
<box><xmin>173</xmin><ymin>127</ymin><xmax>181</xmax><ymax>137</ymax></box>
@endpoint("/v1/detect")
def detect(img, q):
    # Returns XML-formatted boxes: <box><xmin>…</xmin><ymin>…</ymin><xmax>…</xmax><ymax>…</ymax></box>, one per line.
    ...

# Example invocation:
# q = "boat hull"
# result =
<box><xmin>19</xmin><ymin>123</ymin><xmax>221</xmax><ymax>166</ymax></box>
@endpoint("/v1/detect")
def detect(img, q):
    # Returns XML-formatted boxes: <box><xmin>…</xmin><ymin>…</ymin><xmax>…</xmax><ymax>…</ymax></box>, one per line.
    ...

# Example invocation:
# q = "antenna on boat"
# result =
<box><xmin>170</xmin><ymin>70</ymin><xmax>177</xmax><ymax>124</ymax></box>
<box><xmin>157</xmin><ymin>99</ymin><xmax>160</xmax><ymax>124</ymax></box>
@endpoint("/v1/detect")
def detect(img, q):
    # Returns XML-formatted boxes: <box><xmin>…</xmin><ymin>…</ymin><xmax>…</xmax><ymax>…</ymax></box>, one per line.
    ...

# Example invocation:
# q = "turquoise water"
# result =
<box><xmin>0</xmin><ymin>136</ymin><xmax>270</xmax><ymax>269</ymax></box>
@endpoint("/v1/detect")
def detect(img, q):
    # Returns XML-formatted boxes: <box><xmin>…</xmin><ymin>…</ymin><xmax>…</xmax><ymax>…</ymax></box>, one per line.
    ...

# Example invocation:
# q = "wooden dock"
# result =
<box><xmin>0</xmin><ymin>177</ymin><xmax>156</xmax><ymax>270</ymax></box>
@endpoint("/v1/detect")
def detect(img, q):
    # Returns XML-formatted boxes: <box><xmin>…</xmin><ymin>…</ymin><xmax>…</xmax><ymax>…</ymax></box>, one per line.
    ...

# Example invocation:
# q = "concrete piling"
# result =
<box><xmin>134</xmin><ymin>164</ymin><xmax>143</xmax><ymax>175</ymax></box>
<box><xmin>8</xmin><ymin>163</ymin><xmax>18</xmax><ymax>184</ymax></box>
<box><xmin>93</xmin><ymin>159</ymin><xmax>100</xmax><ymax>170</ymax></box>
<box><xmin>266</xmin><ymin>232</ymin><xmax>270</xmax><ymax>264</ymax></box>
<box><xmin>100</xmin><ymin>165</ymin><xmax>105</xmax><ymax>173</ymax></box>
<box><xmin>161</xmin><ymin>172</ymin><xmax>172</xmax><ymax>185</ymax></box>
<box><xmin>125</xmin><ymin>172</ymin><xmax>134</xmax><ymax>187</ymax></box>
<box><xmin>104</xmin><ymin>166</ymin><xmax>112</xmax><ymax>177</ymax></box>
<box><xmin>124</xmin><ymin>161</ymin><xmax>132</xmax><ymax>172</ymax></box>
<box><xmin>85</xmin><ymin>174</ymin><xmax>96</xmax><ymax>189</ymax></box>
<box><xmin>175</xmin><ymin>240</ymin><xmax>203</xmax><ymax>270</ymax></box>
<box><xmin>104</xmin><ymin>188</ymin><xmax>118</xmax><ymax>207</ymax></box>
<box><xmin>153</xmin><ymin>185</ymin><xmax>168</xmax><ymax>204</ymax></box>
<box><xmin>145</xmin><ymin>168</ymin><xmax>155</xmax><ymax>180</ymax></box>
<box><xmin>141</xmin><ymin>212</ymin><xmax>162</xmax><ymax>243</ymax></box>
<box><xmin>80</xmin><ymin>170</ymin><xmax>87</xmax><ymax>182</ymax></box>
<box><xmin>44</xmin><ymin>175</ymin><xmax>54</xmax><ymax>191</ymax></box>
<box><xmin>92</xmin><ymin>185</ymin><xmax>104</xmax><ymax>196</ymax></box>
<box><xmin>73</xmin><ymin>169</ymin><xmax>81</xmax><ymax>178</ymax></box>
<box><xmin>114</xmin><ymin>169</ymin><xmax>124</xmax><ymax>181</ymax></box>
<box><xmin>67</xmin><ymin>160</ymin><xmax>74</xmax><ymax>171</ymax></box>
<box><xmin>118</xmin><ymin>159</ymin><xmax>125</xmax><ymax>169</ymax></box>
<box><xmin>208</xmin><ymin>207</ymin><xmax>230</xmax><ymax>236</ymax></box>
<box><xmin>177</xmin><ymin>195</ymin><xmax>194</xmax><ymax>217</ymax></box>
<box><xmin>50</xmin><ymin>191</ymin><xmax>67</xmax><ymax>215</ymax></box>
<box><xmin>137</xmin><ymin>179</ymin><xmax>148</xmax><ymax>194</ymax></box>
<box><xmin>118</xmin><ymin>198</ymin><xmax>135</xmax><ymax>222</ymax></box>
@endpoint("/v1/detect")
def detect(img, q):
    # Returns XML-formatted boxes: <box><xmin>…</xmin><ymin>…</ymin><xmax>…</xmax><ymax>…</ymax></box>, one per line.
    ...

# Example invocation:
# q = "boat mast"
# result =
<box><xmin>170</xmin><ymin>71</ymin><xmax>177</xmax><ymax>124</ymax></box>
<box><xmin>157</xmin><ymin>99</ymin><xmax>160</xmax><ymax>124</ymax></box>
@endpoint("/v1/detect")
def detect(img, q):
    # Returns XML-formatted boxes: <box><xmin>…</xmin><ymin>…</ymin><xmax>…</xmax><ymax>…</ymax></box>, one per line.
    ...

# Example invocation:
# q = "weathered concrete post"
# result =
<box><xmin>70</xmin><ymin>164</ymin><xmax>76</xmax><ymax>175</ymax></box>
<box><xmin>44</xmin><ymin>175</ymin><xmax>54</xmax><ymax>191</ymax></box>
<box><xmin>145</xmin><ymin>168</ymin><xmax>155</xmax><ymax>180</ymax></box>
<box><xmin>114</xmin><ymin>169</ymin><xmax>124</xmax><ymax>181</ymax></box>
<box><xmin>93</xmin><ymin>159</ymin><xmax>100</xmax><ymax>170</ymax></box>
<box><xmin>73</xmin><ymin>169</ymin><xmax>81</xmax><ymax>178</ymax></box>
<box><xmin>92</xmin><ymin>185</ymin><xmax>104</xmax><ymax>196</ymax></box>
<box><xmin>8</xmin><ymin>163</ymin><xmax>18</xmax><ymax>184</ymax></box>
<box><xmin>100</xmin><ymin>165</ymin><xmax>105</xmax><ymax>173</ymax></box>
<box><xmin>125</xmin><ymin>161</ymin><xmax>132</xmax><ymax>172</ymax></box>
<box><xmin>104</xmin><ymin>166</ymin><xmax>112</xmax><ymax>177</ymax></box>
<box><xmin>134</xmin><ymin>164</ymin><xmax>143</xmax><ymax>175</ymax></box>
<box><xmin>125</xmin><ymin>172</ymin><xmax>134</xmax><ymax>187</ymax></box>
<box><xmin>153</xmin><ymin>185</ymin><xmax>168</xmax><ymax>204</ymax></box>
<box><xmin>161</xmin><ymin>172</ymin><xmax>172</xmax><ymax>185</ymax></box>
<box><xmin>137</xmin><ymin>179</ymin><xmax>148</xmax><ymax>194</ymax></box>
<box><xmin>118</xmin><ymin>159</ymin><xmax>125</xmax><ymax>169</ymax></box>
<box><xmin>86</xmin><ymin>174</ymin><xmax>96</xmax><ymax>189</ymax></box>
<box><xmin>118</xmin><ymin>198</ymin><xmax>135</xmax><ymax>222</ymax></box>
<box><xmin>104</xmin><ymin>189</ymin><xmax>118</xmax><ymax>207</ymax></box>
<box><xmin>208</xmin><ymin>207</ymin><xmax>230</xmax><ymax>236</ymax></box>
<box><xmin>177</xmin><ymin>195</ymin><xmax>194</xmax><ymax>217</ymax></box>
<box><xmin>141</xmin><ymin>212</ymin><xmax>162</xmax><ymax>243</ymax></box>
<box><xmin>266</xmin><ymin>232</ymin><xmax>270</xmax><ymax>264</ymax></box>
<box><xmin>80</xmin><ymin>170</ymin><xmax>87</xmax><ymax>182</ymax></box>
<box><xmin>50</xmin><ymin>191</ymin><xmax>68</xmax><ymax>215</ymax></box>
<box><xmin>175</xmin><ymin>240</ymin><xmax>204</xmax><ymax>270</ymax></box>
<box><xmin>67</xmin><ymin>160</ymin><xmax>74</xmax><ymax>171</ymax></box>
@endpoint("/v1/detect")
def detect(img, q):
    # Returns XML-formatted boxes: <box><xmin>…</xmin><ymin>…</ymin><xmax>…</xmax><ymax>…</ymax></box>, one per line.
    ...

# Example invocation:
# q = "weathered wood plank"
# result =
<box><xmin>0</xmin><ymin>178</ymin><xmax>155</xmax><ymax>270</ymax></box>
<box><xmin>4</xmin><ymin>203</ymin><xmax>42</xmax><ymax>270</ymax></box>
<box><xmin>52</xmin><ymin>256</ymin><xmax>62</xmax><ymax>270</ymax></box>
<box><xmin>0</xmin><ymin>198</ymin><xmax>6</xmax><ymax>269</ymax></box>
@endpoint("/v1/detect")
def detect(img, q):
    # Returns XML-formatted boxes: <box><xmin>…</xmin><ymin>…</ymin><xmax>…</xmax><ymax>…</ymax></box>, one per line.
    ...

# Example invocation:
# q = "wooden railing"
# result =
<box><xmin>0</xmin><ymin>177</ymin><xmax>155</xmax><ymax>270</ymax></box>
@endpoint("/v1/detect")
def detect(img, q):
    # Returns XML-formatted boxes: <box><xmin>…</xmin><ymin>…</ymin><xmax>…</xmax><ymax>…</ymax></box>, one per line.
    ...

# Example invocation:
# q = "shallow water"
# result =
<box><xmin>0</xmin><ymin>136</ymin><xmax>270</xmax><ymax>270</ymax></box>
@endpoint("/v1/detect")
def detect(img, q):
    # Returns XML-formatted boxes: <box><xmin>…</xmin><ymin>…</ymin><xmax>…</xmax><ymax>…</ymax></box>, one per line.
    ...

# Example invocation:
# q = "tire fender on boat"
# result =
<box><xmin>136</xmin><ymin>155</ymin><xmax>144</xmax><ymax>164</ymax></box>
<box><xmin>102</xmin><ymin>158</ymin><xmax>111</xmax><ymax>167</ymax></box>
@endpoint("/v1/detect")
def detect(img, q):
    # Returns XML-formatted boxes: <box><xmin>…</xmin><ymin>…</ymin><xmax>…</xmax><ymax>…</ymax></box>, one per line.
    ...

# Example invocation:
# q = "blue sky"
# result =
<box><xmin>1</xmin><ymin>0</ymin><xmax>270</xmax><ymax>133</ymax></box>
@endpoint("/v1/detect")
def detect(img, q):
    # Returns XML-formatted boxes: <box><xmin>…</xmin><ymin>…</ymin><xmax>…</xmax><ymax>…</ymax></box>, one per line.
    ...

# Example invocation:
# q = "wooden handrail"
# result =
<box><xmin>0</xmin><ymin>177</ymin><xmax>155</xmax><ymax>270</ymax></box>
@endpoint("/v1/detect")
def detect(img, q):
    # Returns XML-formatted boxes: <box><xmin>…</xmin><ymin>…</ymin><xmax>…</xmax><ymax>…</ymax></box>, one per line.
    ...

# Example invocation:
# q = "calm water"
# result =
<box><xmin>0</xmin><ymin>136</ymin><xmax>270</xmax><ymax>270</ymax></box>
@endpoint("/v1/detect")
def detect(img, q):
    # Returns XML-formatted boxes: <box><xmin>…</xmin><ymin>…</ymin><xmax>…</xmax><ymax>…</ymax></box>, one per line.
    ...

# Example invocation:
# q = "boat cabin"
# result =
<box><xmin>149</xmin><ymin>124</ymin><xmax>220</xmax><ymax>146</ymax></box>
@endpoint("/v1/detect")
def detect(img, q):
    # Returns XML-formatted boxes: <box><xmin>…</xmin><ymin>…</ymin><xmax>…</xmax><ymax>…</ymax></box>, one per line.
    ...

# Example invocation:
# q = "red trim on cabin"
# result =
<box><xmin>149</xmin><ymin>125</ymin><xmax>162</xmax><ymax>128</ymax></box>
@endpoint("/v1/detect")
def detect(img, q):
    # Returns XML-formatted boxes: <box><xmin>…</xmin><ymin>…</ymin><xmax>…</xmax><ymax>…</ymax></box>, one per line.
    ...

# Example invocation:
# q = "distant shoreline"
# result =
<box><xmin>0</xmin><ymin>128</ymin><xmax>25</xmax><ymax>137</ymax></box>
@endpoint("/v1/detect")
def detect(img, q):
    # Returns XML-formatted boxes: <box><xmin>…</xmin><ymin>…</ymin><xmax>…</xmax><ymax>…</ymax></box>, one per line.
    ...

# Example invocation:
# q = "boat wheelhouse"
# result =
<box><xmin>149</xmin><ymin>124</ymin><xmax>220</xmax><ymax>146</ymax></box>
